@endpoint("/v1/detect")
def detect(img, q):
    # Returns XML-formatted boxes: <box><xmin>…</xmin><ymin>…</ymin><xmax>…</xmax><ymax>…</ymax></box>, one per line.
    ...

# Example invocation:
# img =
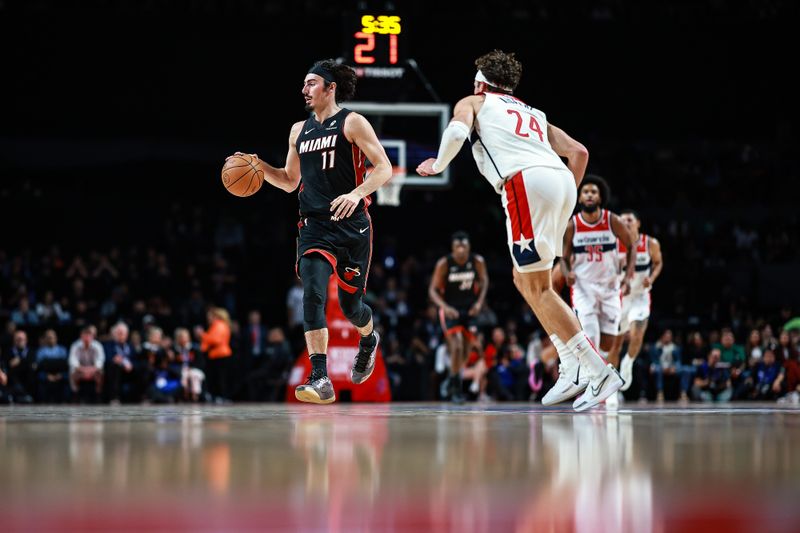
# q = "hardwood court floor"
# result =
<box><xmin>1</xmin><ymin>403</ymin><xmax>798</xmax><ymax>532</ymax></box>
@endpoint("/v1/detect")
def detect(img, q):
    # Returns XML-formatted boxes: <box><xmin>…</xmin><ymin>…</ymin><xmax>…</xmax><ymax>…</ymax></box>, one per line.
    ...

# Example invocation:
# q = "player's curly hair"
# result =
<box><xmin>310</xmin><ymin>59</ymin><xmax>357</xmax><ymax>102</ymax></box>
<box><xmin>474</xmin><ymin>50</ymin><xmax>522</xmax><ymax>93</ymax></box>
<box><xmin>579</xmin><ymin>174</ymin><xmax>611</xmax><ymax>206</ymax></box>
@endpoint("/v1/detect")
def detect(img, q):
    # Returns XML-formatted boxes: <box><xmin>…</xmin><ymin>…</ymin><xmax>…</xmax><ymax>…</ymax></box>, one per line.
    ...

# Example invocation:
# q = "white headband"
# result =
<box><xmin>475</xmin><ymin>70</ymin><xmax>513</xmax><ymax>92</ymax></box>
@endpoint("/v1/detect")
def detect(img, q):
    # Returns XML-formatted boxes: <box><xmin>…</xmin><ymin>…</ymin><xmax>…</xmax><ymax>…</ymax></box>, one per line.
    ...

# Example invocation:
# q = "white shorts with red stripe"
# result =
<box><xmin>570</xmin><ymin>282</ymin><xmax>622</xmax><ymax>337</ymax></box>
<box><xmin>501</xmin><ymin>166</ymin><xmax>576</xmax><ymax>272</ymax></box>
<box><xmin>619</xmin><ymin>291</ymin><xmax>651</xmax><ymax>334</ymax></box>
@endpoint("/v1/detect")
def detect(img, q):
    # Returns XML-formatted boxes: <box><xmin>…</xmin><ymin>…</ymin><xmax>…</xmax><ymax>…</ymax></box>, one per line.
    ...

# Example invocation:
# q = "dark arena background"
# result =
<box><xmin>1</xmin><ymin>1</ymin><xmax>799</xmax><ymax>532</ymax></box>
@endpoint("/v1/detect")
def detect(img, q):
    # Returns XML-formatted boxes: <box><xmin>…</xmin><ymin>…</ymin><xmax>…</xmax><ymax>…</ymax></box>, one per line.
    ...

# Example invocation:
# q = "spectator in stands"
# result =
<box><xmin>692</xmin><ymin>347</ymin><xmax>732</xmax><ymax>402</ymax></box>
<box><xmin>775</xmin><ymin>329</ymin><xmax>798</xmax><ymax>364</ymax></box>
<box><xmin>0</xmin><ymin>357</ymin><xmax>8</xmax><ymax>403</ymax></box>
<box><xmin>68</xmin><ymin>325</ymin><xmax>104</xmax><ymax>402</ymax></box>
<box><xmin>247</xmin><ymin>326</ymin><xmax>293</xmax><ymax>402</ymax></box>
<box><xmin>286</xmin><ymin>278</ymin><xmax>304</xmax><ymax>353</ymax></box>
<box><xmin>650</xmin><ymin>329</ymin><xmax>693</xmax><ymax>403</ymax></box>
<box><xmin>139</xmin><ymin>326</ymin><xmax>166</xmax><ymax>401</ymax></box>
<box><xmin>103</xmin><ymin>321</ymin><xmax>135</xmax><ymax>404</ymax></box>
<box><xmin>745</xmin><ymin>328</ymin><xmax>764</xmax><ymax>361</ymax></box>
<box><xmin>35</xmin><ymin>329</ymin><xmax>69</xmax><ymax>403</ymax></box>
<box><xmin>780</xmin><ymin>345</ymin><xmax>800</xmax><ymax>404</ymax></box>
<box><xmin>36</xmin><ymin>290</ymin><xmax>70</xmax><ymax>326</ymax></box>
<box><xmin>749</xmin><ymin>348</ymin><xmax>784</xmax><ymax>401</ymax></box>
<box><xmin>174</xmin><ymin>327</ymin><xmax>205</xmax><ymax>402</ymax></box>
<box><xmin>10</xmin><ymin>297</ymin><xmax>39</xmax><ymax>328</ymax></box>
<box><xmin>484</xmin><ymin>327</ymin><xmax>507</xmax><ymax>369</ymax></box>
<box><xmin>196</xmin><ymin>307</ymin><xmax>233</xmax><ymax>403</ymax></box>
<box><xmin>1</xmin><ymin>330</ymin><xmax>34</xmax><ymax>403</ymax></box>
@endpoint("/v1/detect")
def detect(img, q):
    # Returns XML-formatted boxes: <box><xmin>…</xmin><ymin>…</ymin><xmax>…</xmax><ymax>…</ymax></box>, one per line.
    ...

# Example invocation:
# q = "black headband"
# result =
<box><xmin>308</xmin><ymin>64</ymin><xmax>335</xmax><ymax>84</ymax></box>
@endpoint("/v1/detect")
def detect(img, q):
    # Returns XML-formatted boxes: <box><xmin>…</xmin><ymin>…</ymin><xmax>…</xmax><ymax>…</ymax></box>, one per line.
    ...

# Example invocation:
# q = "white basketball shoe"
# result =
<box><xmin>573</xmin><ymin>364</ymin><xmax>625</xmax><ymax>412</ymax></box>
<box><xmin>541</xmin><ymin>362</ymin><xmax>589</xmax><ymax>406</ymax></box>
<box><xmin>619</xmin><ymin>354</ymin><xmax>633</xmax><ymax>391</ymax></box>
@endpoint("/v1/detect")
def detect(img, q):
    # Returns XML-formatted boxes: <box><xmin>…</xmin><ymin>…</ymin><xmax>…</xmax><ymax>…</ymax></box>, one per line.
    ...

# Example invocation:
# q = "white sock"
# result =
<box><xmin>566</xmin><ymin>332</ymin><xmax>607</xmax><ymax>378</ymax></box>
<box><xmin>549</xmin><ymin>334</ymin><xmax>578</xmax><ymax>368</ymax></box>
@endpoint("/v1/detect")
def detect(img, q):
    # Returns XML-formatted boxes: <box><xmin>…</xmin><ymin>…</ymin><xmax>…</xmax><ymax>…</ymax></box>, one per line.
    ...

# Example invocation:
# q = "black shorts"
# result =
<box><xmin>439</xmin><ymin>306</ymin><xmax>478</xmax><ymax>340</ymax></box>
<box><xmin>296</xmin><ymin>210</ymin><xmax>372</xmax><ymax>294</ymax></box>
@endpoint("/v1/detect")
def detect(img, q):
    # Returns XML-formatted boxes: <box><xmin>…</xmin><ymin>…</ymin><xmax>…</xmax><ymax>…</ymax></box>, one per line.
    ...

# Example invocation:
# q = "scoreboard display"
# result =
<box><xmin>343</xmin><ymin>12</ymin><xmax>405</xmax><ymax>79</ymax></box>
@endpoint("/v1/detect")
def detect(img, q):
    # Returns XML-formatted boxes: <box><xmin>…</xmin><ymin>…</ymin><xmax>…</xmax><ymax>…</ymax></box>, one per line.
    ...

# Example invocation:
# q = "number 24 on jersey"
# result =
<box><xmin>507</xmin><ymin>109</ymin><xmax>544</xmax><ymax>142</ymax></box>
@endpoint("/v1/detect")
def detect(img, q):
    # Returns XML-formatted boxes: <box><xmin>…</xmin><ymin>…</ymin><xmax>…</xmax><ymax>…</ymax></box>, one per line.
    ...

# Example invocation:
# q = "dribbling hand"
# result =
<box><xmin>565</xmin><ymin>272</ymin><xmax>577</xmax><ymax>287</ymax></box>
<box><xmin>416</xmin><ymin>158</ymin><xmax>438</xmax><ymax>176</ymax></box>
<box><xmin>226</xmin><ymin>152</ymin><xmax>259</xmax><ymax>163</ymax></box>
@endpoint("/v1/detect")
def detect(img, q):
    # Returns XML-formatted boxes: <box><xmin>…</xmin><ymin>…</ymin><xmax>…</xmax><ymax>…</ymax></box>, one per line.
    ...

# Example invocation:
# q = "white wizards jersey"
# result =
<box><xmin>571</xmin><ymin>210</ymin><xmax>619</xmax><ymax>287</ymax></box>
<box><xmin>618</xmin><ymin>234</ymin><xmax>652</xmax><ymax>295</ymax></box>
<box><xmin>471</xmin><ymin>92</ymin><xmax>569</xmax><ymax>193</ymax></box>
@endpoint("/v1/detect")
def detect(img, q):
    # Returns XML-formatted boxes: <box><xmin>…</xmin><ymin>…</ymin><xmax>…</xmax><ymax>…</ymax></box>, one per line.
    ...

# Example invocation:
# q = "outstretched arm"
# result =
<box><xmin>416</xmin><ymin>96</ymin><xmax>478</xmax><ymax>176</ymax></box>
<box><xmin>611</xmin><ymin>213</ymin><xmax>636</xmax><ymax>294</ymax></box>
<box><xmin>428</xmin><ymin>258</ymin><xmax>459</xmax><ymax>319</ymax></box>
<box><xmin>227</xmin><ymin>121</ymin><xmax>303</xmax><ymax>193</ymax></box>
<box><xmin>469</xmin><ymin>255</ymin><xmax>490</xmax><ymax>317</ymax></box>
<box><xmin>330</xmin><ymin>113</ymin><xmax>393</xmax><ymax>220</ymax></box>
<box><xmin>644</xmin><ymin>237</ymin><xmax>663</xmax><ymax>289</ymax></box>
<box><xmin>548</xmin><ymin>123</ymin><xmax>589</xmax><ymax>186</ymax></box>
<box><xmin>559</xmin><ymin>219</ymin><xmax>577</xmax><ymax>287</ymax></box>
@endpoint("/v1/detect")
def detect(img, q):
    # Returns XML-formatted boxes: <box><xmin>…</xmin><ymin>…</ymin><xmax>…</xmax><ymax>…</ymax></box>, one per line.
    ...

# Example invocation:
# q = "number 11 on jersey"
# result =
<box><xmin>321</xmin><ymin>149</ymin><xmax>336</xmax><ymax>170</ymax></box>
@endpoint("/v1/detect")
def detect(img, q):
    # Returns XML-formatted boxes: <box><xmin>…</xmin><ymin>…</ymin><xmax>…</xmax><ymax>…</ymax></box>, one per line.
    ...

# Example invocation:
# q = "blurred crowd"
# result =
<box><xmin>1</xmin><ymin>242</ymin><xmax>798</xmax><ymax>405</ymax></box>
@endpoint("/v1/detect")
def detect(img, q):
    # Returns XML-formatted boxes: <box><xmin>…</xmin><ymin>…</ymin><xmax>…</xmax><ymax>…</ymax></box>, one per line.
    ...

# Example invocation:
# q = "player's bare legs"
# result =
<box><xmin>512</xmin><ymin>269</ymin><xmax>583</xmax><ymax>342</ymax></box>
<box><xmin>445</xmin><ymin>333</ymin><xmax>465</xmax><ymax>402</ymax></box>
<box><xmin>354</xmin><ymin>317</ymin><xmax>374</xmax><ymax>337</ymax></box>
<box><xmin>607</xmin><ymin>334</ymin><xmax>626</xmax><ymax>369</ymax></box>
<box><xmin>627</xmin><ymin>320</ymin><xmax>647</xmax><ymax>361</ymax></box>
<box><xmin>513</xmin><ymin>268</ymin><xmax>622</xmax><ymax>411</ymax></box>
<box><xmin>619</xmin><ymin>319</ymin><xmax>648</xmax><ymax>398</ymax></box>
<box><xmin>305</xmin><ymin>328</ymin><xmax>329</xmax><ymax>355</ymax></box>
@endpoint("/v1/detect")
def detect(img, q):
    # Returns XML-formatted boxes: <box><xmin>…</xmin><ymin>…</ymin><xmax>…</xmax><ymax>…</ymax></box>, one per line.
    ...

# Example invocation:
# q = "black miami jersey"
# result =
<box><xmin>295</xmin><ymin>108</ymin><xmax>369</xmax><ymax>217</ymax></box>
<box><xmin>443</xmin><ymin>254</ymin><xmax>479</xmax><ymax>310</ymax></box>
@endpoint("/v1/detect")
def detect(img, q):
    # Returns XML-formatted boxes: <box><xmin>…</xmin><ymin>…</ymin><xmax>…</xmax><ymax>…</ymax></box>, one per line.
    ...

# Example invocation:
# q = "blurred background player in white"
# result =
<box><xmin>417</xmin><ymin>49</ymin><xmax>622</xmax><ymax>411</ymax></box>
<box><xmin>560</xmin><ymin>175</ymin><xmax>635</xmax><ymax>361</ymax></box>
<box><xmin>608</xmin><ymin>210</ymin><xmax>663</xmax><ymax>395</ymax></box>
<box><xmin>428</xmin><ymin>231</ymin><xmax>489</xmax><ymax>403</ymax></box>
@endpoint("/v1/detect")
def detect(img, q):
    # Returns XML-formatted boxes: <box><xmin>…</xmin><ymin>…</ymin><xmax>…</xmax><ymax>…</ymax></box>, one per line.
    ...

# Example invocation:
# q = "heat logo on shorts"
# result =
<box><xmin>344</xmin><ymin>266</ymin><xmax>361</xmax><ymax>281</ymax></box>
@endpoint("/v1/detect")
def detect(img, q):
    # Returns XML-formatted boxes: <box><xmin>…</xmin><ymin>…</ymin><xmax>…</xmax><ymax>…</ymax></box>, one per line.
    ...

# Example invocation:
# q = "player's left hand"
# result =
<box><xmin>643</xmin><ymin>276</ymin><xmax>652</xmax><ymax>288</ymax></box>
<box><xmin>468</xmin><ymin>302</ymin><xmax>482</xmax><ymax>317</ymax></box>
<box><xmin>416</xmin><ymin>158</ymin><xmax>439</xmax><ymax>176</ymax></box>
<box><xmin>330</xmin><ymin>191</ymin><xmax>362</xmax><ymax>221</ymax></box>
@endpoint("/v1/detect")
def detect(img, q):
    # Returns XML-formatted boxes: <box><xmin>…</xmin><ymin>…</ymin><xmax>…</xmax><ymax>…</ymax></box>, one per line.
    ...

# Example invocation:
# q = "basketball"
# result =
<box><xmin>221</xmin><ymin>154</ymin><xmax>263</xmax><ymax>197</ymax></box>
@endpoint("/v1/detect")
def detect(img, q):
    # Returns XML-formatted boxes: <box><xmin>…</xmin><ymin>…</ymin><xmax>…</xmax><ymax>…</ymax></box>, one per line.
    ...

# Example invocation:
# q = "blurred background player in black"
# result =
<box><xmin>428</xmin><ymin>231</ymin><xmax>488</xmax><ymax>402</ymax></box>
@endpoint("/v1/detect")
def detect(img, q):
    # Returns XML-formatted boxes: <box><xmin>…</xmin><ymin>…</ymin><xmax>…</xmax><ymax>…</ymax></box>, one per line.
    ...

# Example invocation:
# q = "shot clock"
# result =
<box><xmin>343</xmin><ymin>12</ymin><xmax>405</xmax><ymax>79</ymax></box>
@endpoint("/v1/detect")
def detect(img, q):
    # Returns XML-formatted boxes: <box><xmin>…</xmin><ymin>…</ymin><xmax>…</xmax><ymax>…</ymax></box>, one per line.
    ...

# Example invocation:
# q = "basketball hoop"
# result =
<box><xmin>376</xmin><ymin>166</ymin><xmax>405</xmax><ymax>207</ymax></box>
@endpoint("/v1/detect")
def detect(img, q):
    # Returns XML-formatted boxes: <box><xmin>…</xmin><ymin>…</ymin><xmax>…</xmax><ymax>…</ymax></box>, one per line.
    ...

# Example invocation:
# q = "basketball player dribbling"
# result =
<box><xmin>608</xmin><ymin>210</ymin><xmax>663</xmax><ymax>396</ymax></box>
<box><xmin>556</xmin><ymin>176</ymin><xmax>636</xmax><ymax>406</ymax></box>
<box><xmin>428</xmin><ymin>231</ymin><xmax>489</xmax><ymax>403</ymax></box>
<box><xmin>228</xmin><ymin>59</ymin><xmax>392</xmax><ymax>404</ymax></box>
<box><xmin>417</xmin><ymin>49</ymin><xmax>623</xmax><ymax>411</ymax></box>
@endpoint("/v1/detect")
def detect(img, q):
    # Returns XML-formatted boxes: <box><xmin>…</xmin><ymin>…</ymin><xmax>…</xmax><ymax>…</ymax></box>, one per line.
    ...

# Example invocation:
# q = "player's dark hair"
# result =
<box><xmin>451</xmin><ymin>230</ymin><xmax>470</xmax><ymax>243</ymax></box>
<box><xmin>309</xmin><ymin>59</ymin><xmax>357</xmax><ymax>102</ymax></box>
<box><xmin>475</xmin><ymin>50</ymin><xmax>522</xmax><ymax>93</ymax></box>
<box><xmin>620</xmin><ymin>208</ymin><xmax>640</xmax><ymax>220</ymax></box>
<box><xmin>579</xmin><ymin>174</ymin><xmax>611</xmax><ymax>206</ymax></box>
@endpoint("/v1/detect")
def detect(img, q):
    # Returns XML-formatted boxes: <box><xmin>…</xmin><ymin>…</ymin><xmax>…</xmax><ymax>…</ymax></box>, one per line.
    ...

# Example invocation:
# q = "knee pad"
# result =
<box><xmin>338</xmin><ymin>289</ymin><xmax>372</xmax><ymax>328</ymax></box>
<box><xmin>299</xmin><ymin>256</ymin><xmax>332</xmax><ymax>331</ymax></box>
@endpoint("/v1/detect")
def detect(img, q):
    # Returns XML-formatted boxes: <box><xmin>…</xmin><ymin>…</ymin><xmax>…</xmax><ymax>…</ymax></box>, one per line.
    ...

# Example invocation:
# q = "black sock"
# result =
<box><xmin>310</xmin><ymin>353</ymin><xmax>327</xmax><ymax>379</ymax></box>
<box><xmin>360</xmin><ymin>330</ymin><xmax>377</xmax><ymax>348</ymax></box>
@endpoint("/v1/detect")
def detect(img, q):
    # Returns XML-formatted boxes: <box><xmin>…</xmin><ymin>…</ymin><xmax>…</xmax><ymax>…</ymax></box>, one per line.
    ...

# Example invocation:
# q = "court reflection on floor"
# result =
<box><xmin>0</xmin><ymin>406</ymin><xmax>798</xmax><ymax>531</ymax></box>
